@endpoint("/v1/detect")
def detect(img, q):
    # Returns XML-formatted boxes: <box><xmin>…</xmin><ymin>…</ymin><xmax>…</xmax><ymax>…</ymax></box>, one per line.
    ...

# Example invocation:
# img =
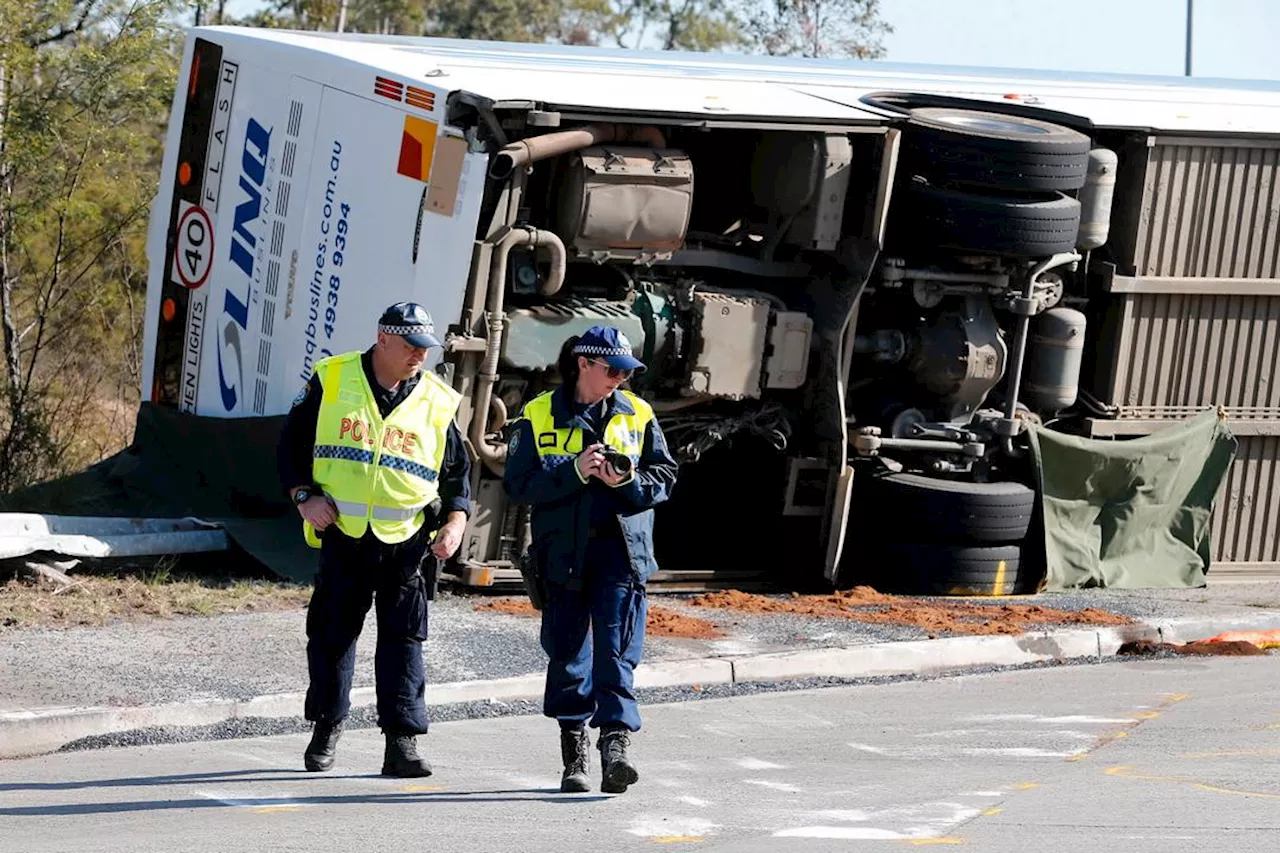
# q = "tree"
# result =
<box><xmin>741</xmin><ymin>0</ymin><xmax>890</xmax><ymax>58</ymax></box>
<box><xmin>240</xmin><ymin>0</ymin><xmax>750</xmax><ymax>52</ymax></box>
<box><xmin>0</xmin><ymin>0</ymin><xmax>181</xmax><ymax>494</ymax></box>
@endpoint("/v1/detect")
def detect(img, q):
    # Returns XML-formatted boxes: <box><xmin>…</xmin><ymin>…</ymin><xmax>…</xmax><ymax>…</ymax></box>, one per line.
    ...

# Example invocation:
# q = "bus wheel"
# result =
<box><xmin>895</xmin><ymin>182</ymin><xmax>1081</xmax><ymax>258</ymax></box>
<box><xmin>901</xmin><ymin>107</ymin><xmax>1091</xmax><ymax>193</ymax></box>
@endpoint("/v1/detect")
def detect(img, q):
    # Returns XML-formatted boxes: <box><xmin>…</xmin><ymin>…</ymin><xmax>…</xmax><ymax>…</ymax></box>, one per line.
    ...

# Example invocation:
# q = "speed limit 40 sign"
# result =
<box><xmin>170</xmin><ymin>200</ymin><xmax>215</xmax><ymax>289</ymax></box>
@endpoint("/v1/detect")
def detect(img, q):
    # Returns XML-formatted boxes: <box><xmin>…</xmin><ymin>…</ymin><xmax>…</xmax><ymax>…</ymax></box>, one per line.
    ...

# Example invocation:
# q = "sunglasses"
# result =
<box><xmin>587</xmin><ymin>359</ymin><xmax>633</xmax><ymax>380</ymax></box>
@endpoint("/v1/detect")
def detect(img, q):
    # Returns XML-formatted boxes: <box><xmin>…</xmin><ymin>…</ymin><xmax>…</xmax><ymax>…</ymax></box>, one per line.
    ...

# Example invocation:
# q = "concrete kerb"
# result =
<box><xmin>3</xmin><ymin>612</ymin><xmax>1278</xmax><ymax>760</ymax></box>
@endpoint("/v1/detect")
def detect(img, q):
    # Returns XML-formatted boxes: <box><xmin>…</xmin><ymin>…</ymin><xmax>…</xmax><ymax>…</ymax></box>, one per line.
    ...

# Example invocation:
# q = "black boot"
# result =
<box><xmin>598</xmin><ymin>726</ymin><xmax>639</xmax><ymax>794</ymax></box>
<box><xmin>304</xmin><ymin>720</ymin><xmax>343</xmax><ymax>772</ymax></box>
<box><xmin>559</xmin><ymin>725</ymin><xmax>591</xmax><ymax>793</ymax></box>
<box><xmin>382</xmin><ymin>733</ymin><xmax>433</xmax><ymax>778</ymax></box>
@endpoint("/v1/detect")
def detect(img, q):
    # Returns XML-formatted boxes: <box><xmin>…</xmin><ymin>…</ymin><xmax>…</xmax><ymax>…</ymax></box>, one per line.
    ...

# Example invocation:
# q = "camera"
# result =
<box><xmin>599</xmin><ymin>446</ymin><xmax>633</xmax><ymax>475</ymax></box>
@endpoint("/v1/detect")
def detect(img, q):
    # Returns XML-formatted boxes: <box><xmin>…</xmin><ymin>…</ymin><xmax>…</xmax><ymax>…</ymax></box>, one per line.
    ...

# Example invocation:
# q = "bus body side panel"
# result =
<box><xmin>144</xmin><ymin>32</ymin><xmax>484</xmax><ymax>418</ymax></box>
<box><xmin>278</xmin><ymin>84</ymin><xmax>483</xmax><ymax>402</ymax></box>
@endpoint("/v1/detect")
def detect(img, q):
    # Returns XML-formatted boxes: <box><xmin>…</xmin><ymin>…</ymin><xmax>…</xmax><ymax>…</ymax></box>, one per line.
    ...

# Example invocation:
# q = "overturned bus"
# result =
<box><xmin>142</xmin><ymin>27</ymin><xmax>1280</xmax><ymax>592</ymax></box>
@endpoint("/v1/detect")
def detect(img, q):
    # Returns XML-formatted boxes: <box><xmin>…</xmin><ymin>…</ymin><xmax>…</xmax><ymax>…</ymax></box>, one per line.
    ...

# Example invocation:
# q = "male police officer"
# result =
<box><xmin>277</xmin><ymin>302</ymin><xmax>470</xmax><ymax>777</ymax></box>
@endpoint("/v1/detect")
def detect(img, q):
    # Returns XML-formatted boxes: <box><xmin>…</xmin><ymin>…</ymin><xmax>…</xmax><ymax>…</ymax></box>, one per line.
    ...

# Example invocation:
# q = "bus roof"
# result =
<box><xmin>199</xmin><ymin>26</ymin><xmax>1280</xmax><ymax>135</ymax></box>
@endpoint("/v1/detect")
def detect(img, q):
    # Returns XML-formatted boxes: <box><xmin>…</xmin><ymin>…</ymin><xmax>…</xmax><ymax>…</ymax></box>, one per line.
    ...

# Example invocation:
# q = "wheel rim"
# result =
<box><xmin>933</xmin><ymin>114</ymin><xmax>1049</xmax><ymax>136</ymax></box>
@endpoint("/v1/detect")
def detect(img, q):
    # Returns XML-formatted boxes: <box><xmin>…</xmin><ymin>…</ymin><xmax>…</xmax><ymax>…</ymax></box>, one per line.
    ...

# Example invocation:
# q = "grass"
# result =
<box><xmin>1</xmin><ymin>552</ymin><xmax>313</xmax><ymax>630</ymax></box>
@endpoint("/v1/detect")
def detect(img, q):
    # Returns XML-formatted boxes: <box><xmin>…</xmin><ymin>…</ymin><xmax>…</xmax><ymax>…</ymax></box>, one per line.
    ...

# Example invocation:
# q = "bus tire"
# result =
<box><xmin>901</xmin><ymin>107</ymin><xmax>1092</xmax><ymax>193</ymax></box>
<box><xmin>869</xmin><ymin>472</ymin><xmax>1035</xmax><ymax>543</ymax></box>
<box><xmin>881</xmin><ymin>542</ymin><xmax>1028</xmax><ymax>597</ymax></box>
<box><xmin>897</xmin><ymin>183</ymin><xmax>1081</xmax><ymax>257</ymax></box>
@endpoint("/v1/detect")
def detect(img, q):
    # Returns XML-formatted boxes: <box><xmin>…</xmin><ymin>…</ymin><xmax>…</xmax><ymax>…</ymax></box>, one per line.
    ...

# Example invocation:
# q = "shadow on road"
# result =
<box><xmin>0</xmin><ymin>785</ymin><xmax>612</xmax><ymax>816</ymax></box>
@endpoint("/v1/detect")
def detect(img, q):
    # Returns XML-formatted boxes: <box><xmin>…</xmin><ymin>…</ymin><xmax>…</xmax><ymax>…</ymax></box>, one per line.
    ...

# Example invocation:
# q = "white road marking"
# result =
<box><xmin>959</xmin><ymin>747</ymin><xmax>1084</xmax><ymax>758</ymax></box>
<box><xmin>626</xmin><ymin>815</ymin><xmax>721</xmax><ymax>837</ymax></box>
<box><xmin>776</xmin><ymin>827</ymin><xmax>907</xmax><ymax>839</ymax></box>
<box><xmin>964</xmin><ymin>714</ymin><xmax>1133</xmax><ymax>724</ymax></box>
<box><xmin>744</xmin><ymin>779</ymin><xmax>802</xmax><ymax>793</ymax></box>
<box><xmin>503</xmin><ymin>773</ymin><xmax>561</xmax><ymax>789</ymax></box>
<box><xmin>776</xmin><ymin>803</ymin><xmax>982</xmax><ymax>841</ymax></box>
<box><xmin>197</xmin><ymin>790</ymin><xmax>310</xmax><ymax>810</ymax></box>
<box><xmin>679</xmin><ymin>796</ymin><xmax>710</xmax><ymax>807</ymax></box>
<box><xmin>736</xmin><ymin>757</ymin><xmax>785</xmax><ymax>770</ymax></box>
<box><xmin>917</xmin><ymin>729</ymin><xmax>1095</xmax><ymax>740</ymax></box>
<box><xmin>848</xmin><ymin>743</ymin><xmax>888</xmax><ymax>754</ymax></box>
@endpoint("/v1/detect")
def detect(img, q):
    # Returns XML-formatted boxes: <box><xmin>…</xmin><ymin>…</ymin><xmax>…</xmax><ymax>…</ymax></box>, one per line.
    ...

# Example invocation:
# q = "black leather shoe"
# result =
<box><xmin>382</xmin><ymin>733</ymin><xmax>433</xmax><ymax>777</ymax></box>
<box><xmin>304</xmin><ymin>720</ymin><xmax>343</xmax><ymax>772</ymax></box>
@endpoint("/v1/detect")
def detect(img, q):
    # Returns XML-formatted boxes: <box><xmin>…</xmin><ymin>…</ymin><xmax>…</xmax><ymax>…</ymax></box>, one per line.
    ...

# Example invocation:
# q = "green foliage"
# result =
<box><xmin>0</xmin><ymin>0</ymin><xmax>183</xmax><ymax>494</ymax></box>
<box><xmin>742</xmin><ymin>0</ymin><xmax>890</xmax><ymax>58</ymax></box>
<box><xmin>235</xmin><ymin>0</ymin><xmax>888</xmax><ymax>56</ymax></box>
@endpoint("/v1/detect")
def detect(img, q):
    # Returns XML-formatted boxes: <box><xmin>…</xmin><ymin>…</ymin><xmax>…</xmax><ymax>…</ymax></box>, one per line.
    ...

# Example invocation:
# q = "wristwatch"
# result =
<box><xmin>293</xmin><ymin>487</ymin><xmax>314</xmax><ymax>506</ymax></box>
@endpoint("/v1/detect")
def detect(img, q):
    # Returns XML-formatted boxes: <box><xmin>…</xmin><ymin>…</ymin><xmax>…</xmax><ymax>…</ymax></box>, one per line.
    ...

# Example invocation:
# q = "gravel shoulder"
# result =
<box><xmin>4</xmin><ymin>581</ymin><xmax>1280</xmax><ymax>714</ymax></box>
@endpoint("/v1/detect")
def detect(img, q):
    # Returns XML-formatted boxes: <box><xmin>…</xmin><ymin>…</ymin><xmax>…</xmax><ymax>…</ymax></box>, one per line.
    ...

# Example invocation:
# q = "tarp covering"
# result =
<box><xmin>1027</xmin><ymin>409</ymin><xmax>1238</xmax><ymax>590</ymax></box>
<box><xmin>3</xmin><ymin>403</ymin><xmax>318</xmax><ymax>583</ymax></box>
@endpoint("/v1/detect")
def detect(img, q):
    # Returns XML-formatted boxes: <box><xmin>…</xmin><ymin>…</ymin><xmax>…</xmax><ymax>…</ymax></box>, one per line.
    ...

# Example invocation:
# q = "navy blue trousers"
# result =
<box><xmin>304</xmin><ymin>524</ymin><xmax>431</xmax><ymax>735</ymax></box>
<box><xmin>540</xmin><ymin>534</ymin><xmax>648</xmax><ymax>732</ymax></box>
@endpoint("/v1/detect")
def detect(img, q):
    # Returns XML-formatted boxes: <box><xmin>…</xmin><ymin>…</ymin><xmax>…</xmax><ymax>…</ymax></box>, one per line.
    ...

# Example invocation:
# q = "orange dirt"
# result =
<box><xmin>474</xmin><ymin>598</ymin><xmax>725</xmax><ymax>639</ymax></box>
<box><xmin>1119</xmin><ymin>639</ymin><xmax>1267</xmax><ymax>657</ymax></box>
<box><xmin>686</xmin><ymin>588</ymin><xmax>1135</xmax><ymax>638</ymax></box>
<box><xmin>475</xmin><ymin>599</ymin><xmax>540</xmax><ymax>617</ymax></box>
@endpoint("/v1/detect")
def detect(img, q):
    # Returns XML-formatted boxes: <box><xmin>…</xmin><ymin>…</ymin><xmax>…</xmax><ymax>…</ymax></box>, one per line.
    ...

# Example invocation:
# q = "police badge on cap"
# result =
<box><xmin>378</xmin><ymin>301</ymin><xmax>442</xmax><ymax>349</ymax></box>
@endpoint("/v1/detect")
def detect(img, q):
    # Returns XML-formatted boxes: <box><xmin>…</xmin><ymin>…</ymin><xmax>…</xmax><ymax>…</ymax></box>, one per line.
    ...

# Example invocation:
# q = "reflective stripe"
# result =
<box><xmin>378</xmin><ymin>453</ymin><xmax>439</xmax><ymax>482</ymax></box>
<box><xmin>371</xmin><ymin>505</ymin><xmax>422</xmax><ymax>521</ymax></box>
<box><xmin>329</xmin><ymin>498</ymin><xmax>369</xmax><ymax>517</ymax></box>
<box><xmin>329</xmin><ymin>498</ymin><xmax>423</xmax><ymax>522</ymax></box>
<box><xmin>315</xmin><ymin>445</ymin><xmax>375</xmax><ymax>464</ymax></box>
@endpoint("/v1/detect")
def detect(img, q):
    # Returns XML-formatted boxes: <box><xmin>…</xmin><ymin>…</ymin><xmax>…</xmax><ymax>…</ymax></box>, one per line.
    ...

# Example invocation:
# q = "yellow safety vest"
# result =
<box><xmin>304</xmin><ymin>351</ymin><xmax>462</xmax><ymax>548</ymax></box>
<box><xmin>522</xmin><ymin>389</ymin><xmax>653</xmax><ymax>473</ymax></box>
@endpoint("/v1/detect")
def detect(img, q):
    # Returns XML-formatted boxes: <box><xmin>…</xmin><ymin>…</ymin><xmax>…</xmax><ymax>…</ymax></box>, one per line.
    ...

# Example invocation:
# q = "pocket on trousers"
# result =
<box><xmin>395</xmin><ymin>575</ymin><xmax>429</xmax><ymax>642</ymax></box>
<box><xmin>618</xmin><ymin>584</ymin><xmax>648</xmax><ymax>667</ymax></box>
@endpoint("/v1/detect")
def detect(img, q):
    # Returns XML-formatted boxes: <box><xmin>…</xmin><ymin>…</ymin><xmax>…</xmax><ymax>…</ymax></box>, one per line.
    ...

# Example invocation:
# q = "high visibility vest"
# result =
<box><xmin>522</xmin><ymin>389</ymin><xmax>653</xmax><ymax>473</ymax></box>
<box><xmin>304</xmin><ymin>351</ymin><xmax>462</xmax><ymax>548</ymax></box>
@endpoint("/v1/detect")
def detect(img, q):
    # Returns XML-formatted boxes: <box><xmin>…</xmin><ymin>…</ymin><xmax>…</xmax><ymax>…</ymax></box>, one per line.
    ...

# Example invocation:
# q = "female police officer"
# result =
<box><xmin>503</xmin><ymin>325</ymin><xmax>678</xmax><ymax>794</ymax></box>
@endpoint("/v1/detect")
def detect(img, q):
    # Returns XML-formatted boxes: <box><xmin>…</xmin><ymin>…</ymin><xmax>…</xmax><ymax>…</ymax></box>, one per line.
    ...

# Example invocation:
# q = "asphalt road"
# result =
<box><xmin>1</xmin><ymin>656</ymin><xmax>1277</xmax><ymax>852</ymax></box>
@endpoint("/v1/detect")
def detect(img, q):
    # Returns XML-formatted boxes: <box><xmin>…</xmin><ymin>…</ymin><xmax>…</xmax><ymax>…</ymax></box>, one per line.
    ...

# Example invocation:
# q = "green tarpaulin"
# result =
<box><xmin>1027</xmin><ymin>409</ymin><xmax>1238</xmax><ymax>590</ymax></box>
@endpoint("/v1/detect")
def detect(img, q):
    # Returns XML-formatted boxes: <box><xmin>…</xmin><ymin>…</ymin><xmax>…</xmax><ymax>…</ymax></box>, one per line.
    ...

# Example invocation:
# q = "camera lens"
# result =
<box><xmin>604</xmin><ymin>449</ymin><xmax>633</xmax><ymax>474</ymax></box>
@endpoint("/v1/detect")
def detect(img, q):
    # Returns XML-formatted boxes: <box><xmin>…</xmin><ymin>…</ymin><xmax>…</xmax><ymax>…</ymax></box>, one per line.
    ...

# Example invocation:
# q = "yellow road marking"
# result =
<box><xmin>1132</xmin><ymin>711</ymin><xmax>1161</xmax><ymax>720</ymax></box>
<box><xmin>652</xmin><ymin>837</ymin><xmax>703</xmax><ymax>844</ymax></box>
<box><xmin>1011</xmin><ymin>782</ymin><xmax>1040</xmax><ymax>791</ymax></box>
<box><xmin>400</xmin><ymin>784</ymin><xmax>446</xmax><ymax>792</ymax></box>
<box><xmin>252</xmin><ymin>805</ymin><xmax>303</xmax><ymax>813</ymax></box>
<box><xmin>1105</xmin><ymin>765</ymin><xmax>1280</xmax><ymax>801</ymax></box>
<box><xmin>981</xmin><ymin>807</ymin><xmax>1003</xmax><ymax>817</ymax></box>
<box><xmin>909</xmin><ymin>839</ymin><xmax>965</xmax><ymax>846</ymax></box>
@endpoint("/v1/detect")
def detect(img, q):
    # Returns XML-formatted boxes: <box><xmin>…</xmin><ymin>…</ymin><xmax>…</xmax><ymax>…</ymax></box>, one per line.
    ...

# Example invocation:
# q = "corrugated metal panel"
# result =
<box><xmin>1212</xmin><ymin>435</ymin><xmax>1280</xmax><ymax>564</ymax></box>
<box><xmin>1105</xmin><ymin>291</ymin><xmax>1280</xmax><ymax>418</ymax></box>
<box><xmin>1135</xmin><ymin>141</ymin><xmax>1280</xmax><ymax>279</ymax></box>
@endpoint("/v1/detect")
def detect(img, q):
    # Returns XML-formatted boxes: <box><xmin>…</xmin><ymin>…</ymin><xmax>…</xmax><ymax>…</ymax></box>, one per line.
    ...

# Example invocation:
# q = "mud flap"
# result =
<box><xmin>823</xmin><ymin>465</ymin><xmax>855</xmax><ymax>584</ymax></box>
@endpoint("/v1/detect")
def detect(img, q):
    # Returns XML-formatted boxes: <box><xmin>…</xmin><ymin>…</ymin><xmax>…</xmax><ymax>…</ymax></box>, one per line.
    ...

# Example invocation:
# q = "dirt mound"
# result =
<box><xmin>1119</xmin><ymin>639</ymin><xmax>1268</xmax><ymax>657</ymax></box>
<box><xmin>475</xmin><ymin>598</ymin><xmax>539</xmax><ymax>617</ymax></box>
<box><xmin>474</xmin><ymin>598</ymin><xmax>725</xmax><ymax>639</ymax></box>
<box><xmin>687</xmin><ymin>588</ymin><xmax>1134</xmax><ymax>638</ymax></box>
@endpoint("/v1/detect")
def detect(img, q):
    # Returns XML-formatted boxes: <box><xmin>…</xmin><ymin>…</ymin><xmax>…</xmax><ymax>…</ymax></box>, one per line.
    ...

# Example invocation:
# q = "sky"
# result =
<box><xmin>218</xmin><ymin>0</ymin><xmax>1280</xmax><ymax>83</ymax></box>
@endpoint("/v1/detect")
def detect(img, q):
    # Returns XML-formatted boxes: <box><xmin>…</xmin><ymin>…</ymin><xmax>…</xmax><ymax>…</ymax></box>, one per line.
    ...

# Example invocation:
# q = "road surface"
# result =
<box><xmin>2</xmin><ymin>656</ymin><xmax>1278</xmax><ymax>852</ymax></box>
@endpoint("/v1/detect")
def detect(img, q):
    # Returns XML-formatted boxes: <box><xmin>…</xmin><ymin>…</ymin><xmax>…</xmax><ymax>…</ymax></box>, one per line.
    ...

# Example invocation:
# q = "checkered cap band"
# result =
<box><xmin>380</xmin><ymin>322</ymin><xmax>434</xmax><ymax>337</ymax></box>
<box><xmin>573</xmin><ymin>344</ymin><xmax>632</xmax><ymax>358</ymax></box>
